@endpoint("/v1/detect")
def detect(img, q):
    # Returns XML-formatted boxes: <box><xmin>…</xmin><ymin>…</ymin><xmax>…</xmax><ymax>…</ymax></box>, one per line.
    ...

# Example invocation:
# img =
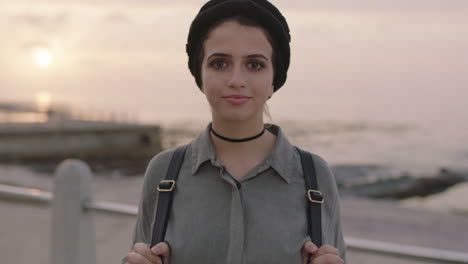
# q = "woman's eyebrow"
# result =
<box><xmin>207</xmin><ymin>52</ymin><xmax>231</xmax><ymax>60</ymax></box>
<box><xmin>207</xmin><ymin>53</ymin><xmax>269</xmax><ymax>61</ymax></box>
<box><xmin>246</xmin><ymin>54</ymin><xmax>269</xmax><ymax>61</ymax></box>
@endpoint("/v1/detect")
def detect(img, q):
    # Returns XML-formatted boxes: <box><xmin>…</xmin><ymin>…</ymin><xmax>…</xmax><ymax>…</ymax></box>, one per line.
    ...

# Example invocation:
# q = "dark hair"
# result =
<box><xmin>196</xmin><ymin>15</ymin><xmax>277</xmax><ymax>87</ymax></box>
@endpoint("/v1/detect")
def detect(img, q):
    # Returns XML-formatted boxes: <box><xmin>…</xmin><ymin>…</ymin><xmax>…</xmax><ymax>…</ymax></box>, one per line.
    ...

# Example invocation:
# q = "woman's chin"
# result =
<box><xmin>212</xmin><ymin>111</ymin><xmax>260</xmax><ymax>123</ymax></box>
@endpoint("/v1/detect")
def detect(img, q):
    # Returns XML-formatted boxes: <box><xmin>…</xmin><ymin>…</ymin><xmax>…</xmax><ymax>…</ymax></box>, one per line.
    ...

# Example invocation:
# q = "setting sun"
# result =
<box><xmin>34</xmin><ymin>49</ymin><xmax>53</xmax><ymax>67</ymax></box>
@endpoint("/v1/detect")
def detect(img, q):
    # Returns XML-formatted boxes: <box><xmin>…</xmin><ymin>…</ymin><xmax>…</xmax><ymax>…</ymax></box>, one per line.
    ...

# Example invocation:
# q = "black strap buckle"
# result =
<box><xmin>307</xmin><ymin>190</ymin><xmax>324</xmax><ymax>204</ymax></box>
<box><xmin>157</xmin><ymin>180</ymin><xmax>176</xmax><ymax>192</ymax></box>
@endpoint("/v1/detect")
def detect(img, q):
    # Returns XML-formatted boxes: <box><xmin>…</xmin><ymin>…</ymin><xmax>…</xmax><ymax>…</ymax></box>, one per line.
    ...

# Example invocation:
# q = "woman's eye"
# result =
<box><xmin>248</xmin><ymin>61</ymin><xmax>264</xmax><ymax>70</ymax></box>
<box><xmin>209</xmin><ymin>60</ymin><xmax>227</xmax><ymax>69</ymax></box>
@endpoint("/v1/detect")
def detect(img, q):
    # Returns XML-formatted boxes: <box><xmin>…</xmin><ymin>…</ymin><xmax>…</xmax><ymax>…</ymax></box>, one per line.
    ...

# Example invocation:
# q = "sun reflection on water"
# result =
<box><xmin>36</xmin><ymin>91</ymin><xmax>51</xmax><ymax>113</ymax></box>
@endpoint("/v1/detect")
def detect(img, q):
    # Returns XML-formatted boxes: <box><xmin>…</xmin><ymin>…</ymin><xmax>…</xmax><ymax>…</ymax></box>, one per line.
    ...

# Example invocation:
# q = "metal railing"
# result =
<box><xmin>1</xmin><ymin>159</ymin><xmax>468</xmax><ymax>264</ymax></box>
<box><xmin>0</xmin><ymin>183</ymin><xmax>137</xmax><ymax>216</ymax></box>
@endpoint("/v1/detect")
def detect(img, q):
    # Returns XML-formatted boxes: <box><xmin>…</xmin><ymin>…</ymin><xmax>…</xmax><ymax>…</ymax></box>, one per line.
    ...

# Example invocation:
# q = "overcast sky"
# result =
<box><xmin>1</xmin><ymin>0</ymin><xmax>467</xmax><ymax>124</ymax></box>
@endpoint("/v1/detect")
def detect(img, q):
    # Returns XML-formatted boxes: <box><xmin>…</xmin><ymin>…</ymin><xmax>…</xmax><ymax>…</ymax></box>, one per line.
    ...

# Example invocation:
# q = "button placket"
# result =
<box><xmin>220</xmin><ymin>168</ymin><xmax>245</xmax><ymax>264</ymax></box>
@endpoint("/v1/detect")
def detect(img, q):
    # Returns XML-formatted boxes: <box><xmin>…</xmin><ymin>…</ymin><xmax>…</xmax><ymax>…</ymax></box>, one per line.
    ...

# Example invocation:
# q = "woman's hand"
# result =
<box><xmin>301</xmin><ymin>241</ymin><xmax>344</xmax><ymax>264</ymax></box>
<box><xmin>126</xmin><ymin>242</ymin><xmax>171</xmax><ymax>264</ymax></box>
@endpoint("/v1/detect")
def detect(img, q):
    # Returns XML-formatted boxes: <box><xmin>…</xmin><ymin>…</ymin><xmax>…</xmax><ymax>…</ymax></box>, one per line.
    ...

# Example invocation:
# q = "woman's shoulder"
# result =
<box><xmin>309</xmin><ymin>152</ymin><xmax>332</xmax><ymax>173</ymax></box>
<box><xmin>294</xmin><ymin>148</ymin><xmax>341</xmax><ymax>208</ymax></box>
<box><xmin>293</xmin><ymin>147</ymin><xmax>331</xmax><ymax>171</ymax></box>
<box><xmin>143</xmin><ymin>144</ymin><xmax>191</xmax><ymax>182</ymax></box>
<box><xmin>293</xmin><ymin>147</ymin><xmax>336</xmax><ymax>184</ymax></box>
<box><xmin>147</xmin><ymin>145</ymin><xmax>190</xmax><ymax>172</ymax></box>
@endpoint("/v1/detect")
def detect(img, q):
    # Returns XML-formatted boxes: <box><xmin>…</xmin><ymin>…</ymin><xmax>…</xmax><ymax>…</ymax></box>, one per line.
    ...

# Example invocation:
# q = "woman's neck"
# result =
<box><xmin>209</xmin><ymin>119</ymin><xmax>276</xmax><ymax>160</ymax></box>
<box><xmin>210</xmin><ymin>119</ymin><xmax>265</xmax><ymax>141</ymax></box>
<box><xmin>209</xmin><ymin>119</ymin><xmax>276</xmax><ymax>181</ymax></box>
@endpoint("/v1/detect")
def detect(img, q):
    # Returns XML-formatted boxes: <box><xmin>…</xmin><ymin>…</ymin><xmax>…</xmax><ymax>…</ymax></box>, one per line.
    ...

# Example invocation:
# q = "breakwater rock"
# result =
<box><xmin>333</xmin><ymin>165</ymin><xmax>466</xmax><ymax>199</ymax></box>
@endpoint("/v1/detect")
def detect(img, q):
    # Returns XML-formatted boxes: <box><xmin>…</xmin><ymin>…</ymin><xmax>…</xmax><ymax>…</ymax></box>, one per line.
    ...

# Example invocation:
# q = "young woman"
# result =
<box><xmin>125</xmin><ymin>0</ymin><xmax>346</xmax><ymax>263</ymax></box>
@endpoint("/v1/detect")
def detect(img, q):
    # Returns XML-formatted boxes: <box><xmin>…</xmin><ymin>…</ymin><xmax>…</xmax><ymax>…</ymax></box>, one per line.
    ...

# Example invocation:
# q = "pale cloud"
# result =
<box><xmin>103</xmin><ymin>11</ymin><xmax>132</xmax><ymax>24</ymax></box>
<box><xmin>279</xmin><ymin>0</ymin><xmax>468</xmax><ymax>12</ymax></box>
<box><xmin>9</xmin><ymin>11</ymin><xmax>70</xmax><ymax>32</ymax></box>
<box><xmin>19</xmin><ymin>40</ymin><xmax>51</xmax><ymax>51</ymax></box>
<box><xmin>4</xmin><ymin>0</ymin><xmax>468</xmax><ymax>10</ymax></box>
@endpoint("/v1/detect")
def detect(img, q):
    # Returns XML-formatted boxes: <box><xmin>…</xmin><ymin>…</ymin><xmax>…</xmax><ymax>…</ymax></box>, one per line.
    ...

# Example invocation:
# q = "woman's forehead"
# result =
<box><xmin>204</xmin><ymin>21</ymin><xmax>273</xmax><ymax>58</ymax></box>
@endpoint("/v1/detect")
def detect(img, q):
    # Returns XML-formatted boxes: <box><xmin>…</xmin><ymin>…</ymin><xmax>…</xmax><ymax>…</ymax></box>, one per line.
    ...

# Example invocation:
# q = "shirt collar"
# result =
<box><xmin>191</xmin><ymin>124</ymin><xmax>217</xmax><ymax>175</ymax></box>
<box><xmin>262</xmin><ymin>124</ymin><xmax>297</xmax><ymax>184</ymax></box>
<box><xmin>190</xmin><ymin>123</ymin><xmax>298</xmax><ymax>184</ymax></box>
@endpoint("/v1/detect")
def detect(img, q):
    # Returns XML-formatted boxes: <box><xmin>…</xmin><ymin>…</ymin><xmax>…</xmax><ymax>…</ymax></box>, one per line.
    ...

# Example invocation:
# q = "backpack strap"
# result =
<box><xmin>150</xmin><ymin>144</ymin><xmax>188</xmax><ymax>248</ymax></box>
<box><xmin>296</xmin><ymin>147</ymin><xmax>323</xmax><ymax>261</ymax></box>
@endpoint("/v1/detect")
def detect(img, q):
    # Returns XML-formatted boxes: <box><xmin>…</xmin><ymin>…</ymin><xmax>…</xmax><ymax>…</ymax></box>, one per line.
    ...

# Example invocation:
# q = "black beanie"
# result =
<box><xmin>186</xmin><ymin>0</ymin><xmax>291</xmax><ymax>92</ymax></box>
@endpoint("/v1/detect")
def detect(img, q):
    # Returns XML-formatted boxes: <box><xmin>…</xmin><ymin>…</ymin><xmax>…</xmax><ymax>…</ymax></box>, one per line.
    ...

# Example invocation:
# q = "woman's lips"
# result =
<box><xmin>223</xmin><ymin>95</ymin><xmax>250</xmax><ymax>105</ymax></box>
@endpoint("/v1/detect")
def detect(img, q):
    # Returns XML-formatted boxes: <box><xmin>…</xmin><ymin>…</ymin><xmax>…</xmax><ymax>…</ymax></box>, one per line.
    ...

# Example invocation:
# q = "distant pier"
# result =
<box><xmin>0</xmin><ymin>122</ymin><xmax>162</xmax><ymax>161</ymax></box>
<box><xmin>0</xmin><ymin>102</ymin><xmax>162</xmax><ymax>161</ymax></box>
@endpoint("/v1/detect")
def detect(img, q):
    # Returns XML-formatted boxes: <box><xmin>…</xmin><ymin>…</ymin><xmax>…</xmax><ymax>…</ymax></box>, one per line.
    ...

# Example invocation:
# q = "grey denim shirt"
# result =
<box><xmin>125</xmin><ymin>124</ymin><xmax>346</xmax><ymax>263</ymax></box>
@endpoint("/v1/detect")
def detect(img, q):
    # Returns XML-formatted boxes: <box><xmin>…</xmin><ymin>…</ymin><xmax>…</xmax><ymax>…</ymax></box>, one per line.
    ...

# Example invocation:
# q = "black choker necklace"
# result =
<box><xmin>210</xmin><ymin>123</ymin><xmax>265</xmax><ymax>143</ymax></box>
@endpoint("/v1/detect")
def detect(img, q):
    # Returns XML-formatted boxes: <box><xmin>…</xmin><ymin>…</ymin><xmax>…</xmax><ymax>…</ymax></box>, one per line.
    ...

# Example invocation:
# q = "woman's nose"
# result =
<box><xmin>227</xmin><ymin>66</ymin><xmax>246</xmax><ymax>89</ymax></box>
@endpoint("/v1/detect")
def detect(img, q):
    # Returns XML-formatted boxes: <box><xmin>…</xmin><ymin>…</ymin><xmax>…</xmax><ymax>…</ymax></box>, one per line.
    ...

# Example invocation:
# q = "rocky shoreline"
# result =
<box><xmin>334</xmin><ymin>165</ymin><xmax>467</xmax><ymax>199</ymax></box>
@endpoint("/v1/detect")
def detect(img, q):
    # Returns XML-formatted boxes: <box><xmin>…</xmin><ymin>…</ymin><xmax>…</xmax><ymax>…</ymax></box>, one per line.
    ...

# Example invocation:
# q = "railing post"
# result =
<box><xmin>51</xmin><ymin>159</ymin><xmax>96</xmax><ymax>264</ymax></box>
